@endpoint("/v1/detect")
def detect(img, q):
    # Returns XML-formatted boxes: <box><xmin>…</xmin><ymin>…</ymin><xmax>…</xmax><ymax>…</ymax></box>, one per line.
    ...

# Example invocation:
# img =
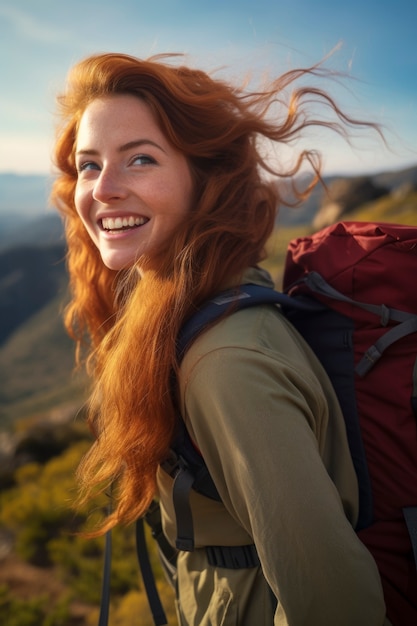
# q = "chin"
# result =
<box><xmin>100</xmin><ymin>254</ymin><xmax>136</xmax><ymax>272</ymax></box>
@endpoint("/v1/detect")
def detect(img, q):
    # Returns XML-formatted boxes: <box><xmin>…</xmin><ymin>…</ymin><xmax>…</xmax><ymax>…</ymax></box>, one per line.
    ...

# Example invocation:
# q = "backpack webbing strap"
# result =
<box><xmin>206</xmin><ymin>544</ymin><xmax>260</xmax><ymax>569</ymax></box>
<box><xmin>299</xmin><ymin>271</ymin><xmax>417</xmax><ymax>376</ymax></box>
<box><xmin>177</xmin><ymin>284</ymin><xmax>323</xmax><ymax>361</ymax></box>
<box><xmin>172</xmin><ymin>464</ymin><xmax>196</xmax><ymax>551</ymax></box>
<box><xmin>98</xmin><ymin>529</ymin><xmax>112</xmax><ymax>626</ymax></box>
<box><xmin>356</xmin><ymin>316</ymin><xmax>417</xmax><ymax>376</ymax></box>
<box><xmin>302</xmin><ymin>271</ymin><xmax>416</xmax><ymax>325</ymax></box>
<box><xmin>161</xmin><ymin>446</ymin><xmax>202</xmax><ymax>552</ymax></box>
<box><xmin>403</xmin><ymin>507</ymin><xmax>417</xmax><ymax>570</ymax></box>
<box><xmin>135</xmin><ymin>517</ymin><xmax>168</xmax><ymax>626</ymax></box>
<box><xmin>412</xmin><ymin>358</ymin><xmax>417</xmax><ymax>419</ymax></box>
<box><xmin>144</xmin><ymin>500</ymin><xmax>179</xmax><ymax>570</ymax></box>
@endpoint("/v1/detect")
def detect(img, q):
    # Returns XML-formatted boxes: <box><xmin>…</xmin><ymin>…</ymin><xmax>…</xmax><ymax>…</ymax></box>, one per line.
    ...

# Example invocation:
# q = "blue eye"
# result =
<box><xmin>78</xmin><ymin>161</ymin><xmax>100</xmax><ymax>172</ymax></box>
<box><xmin>132</xmin><ymin>154</ymin><xmax>156</xmax><ymax>166</ymax></box>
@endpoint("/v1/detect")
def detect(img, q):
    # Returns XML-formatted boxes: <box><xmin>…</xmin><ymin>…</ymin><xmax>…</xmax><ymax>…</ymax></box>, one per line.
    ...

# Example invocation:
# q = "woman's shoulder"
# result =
<box><xmin>179</xmin><ymin>265</ymin><xmax>334</xmax><ymax>402</ymax></box>
<box><xmin>180</xmin><ymin>286</ymin><xmax>317</xmax><ymax>382</ymax></box>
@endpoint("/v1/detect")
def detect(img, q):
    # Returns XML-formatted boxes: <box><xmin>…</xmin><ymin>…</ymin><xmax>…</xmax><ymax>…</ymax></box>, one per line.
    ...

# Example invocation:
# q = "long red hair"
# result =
<box><xmin>51</xmin><ymin>52</ymin><xmax>378</xmax><ymax>531</ymax></box>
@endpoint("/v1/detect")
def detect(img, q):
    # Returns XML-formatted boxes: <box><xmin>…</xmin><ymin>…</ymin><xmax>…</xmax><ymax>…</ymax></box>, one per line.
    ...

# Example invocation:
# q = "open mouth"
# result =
<box><xmin>100</xmin><ymin>216</ymin><xmax>148</xmax><ymax>231</ymax></box>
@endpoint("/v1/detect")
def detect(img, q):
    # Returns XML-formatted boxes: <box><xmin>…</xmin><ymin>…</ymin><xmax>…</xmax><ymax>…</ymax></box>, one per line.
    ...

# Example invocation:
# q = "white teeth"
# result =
<box><xmin>101</xmin><ymin>216</ymin><xmax>147</xmax><ymax>230</ymax></box>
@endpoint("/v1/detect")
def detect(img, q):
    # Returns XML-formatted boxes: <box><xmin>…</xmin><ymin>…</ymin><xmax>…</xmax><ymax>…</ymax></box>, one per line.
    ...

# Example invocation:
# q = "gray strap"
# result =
<box><xmin>98</xmin><ymin>529</ymin><xmax>112</xmax><ymax>626</ymax></box>
<box><xmin>412</xmin><ymin>358</ymin><xmax>417</xmax><ymax>418</ymax></box>
<box><xmin>403</xmin><ymin>507</ymin><xmax>417</xmax><ymax>570</ymax></box>
<box><xmin>135</xmin><ymin>518</ymin><xmax>168</xmax><ymax>625</ymax></box>
<box><xmin>98</xmin><ymin>491</ymin><xmax>113</xmax><ymax>626</ymax></box>
<box><xmin>303</xmin><ymin>271</ymin><xmax>416</xmax><ymax>325</ymax></box>
<box><xmin>302</xmin><ymin>271</ymin><xmax>417</xmax><ymax>376</ymax></box>
<box><xmin>356</xmin><ymin>317</ymin><xmax>417</xmax><ymax>376</ymax></box>
<box><xmin>172</xmin><ymin>464</ymin><xmax>196</xmax><ymax>551</ymax></box>
<box><xmin>144</xmin><ymin>500</ymin><xmax>178</xmax><ymax>569</ymax></box>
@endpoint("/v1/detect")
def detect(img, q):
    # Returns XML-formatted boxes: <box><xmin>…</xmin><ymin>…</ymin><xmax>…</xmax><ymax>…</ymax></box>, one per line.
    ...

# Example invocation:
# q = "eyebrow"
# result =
<box><xmin>75</xmin><ymin>138</ymin><xmax>166</xmax><ymax>157</ymax></box>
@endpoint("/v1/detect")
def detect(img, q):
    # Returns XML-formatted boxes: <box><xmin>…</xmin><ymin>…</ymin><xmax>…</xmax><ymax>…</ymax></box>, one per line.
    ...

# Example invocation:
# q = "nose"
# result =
<box><xmin>92</xmin><ymin>166</ymin><xmax>128</xmax><ymax>203</ymax></box>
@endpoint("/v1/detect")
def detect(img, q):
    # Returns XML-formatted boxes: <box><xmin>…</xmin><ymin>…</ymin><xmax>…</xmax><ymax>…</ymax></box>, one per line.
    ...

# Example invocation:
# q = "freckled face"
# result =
<box><xmin>74</xmin><ymin>94</ymin><xmax>194</xmax><ymax>273</ymax></box>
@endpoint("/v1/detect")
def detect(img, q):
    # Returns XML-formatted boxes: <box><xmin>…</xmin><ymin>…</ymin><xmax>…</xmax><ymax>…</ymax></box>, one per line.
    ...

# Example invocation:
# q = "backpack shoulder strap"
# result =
<box><xmin>177</xmin><ymin>283</ymin><xmax>321</xmax><ymax>360</ymax></box>
<box><xmin>135</xmin><ymin>517</ymin><xmax>168</xmax><ymax>626</ymax></box>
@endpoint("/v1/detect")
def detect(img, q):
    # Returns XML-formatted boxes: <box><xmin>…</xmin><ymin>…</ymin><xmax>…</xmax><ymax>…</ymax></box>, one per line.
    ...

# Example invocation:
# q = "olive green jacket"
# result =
<box><xmin>157</xmin><ymin>267</ymin><xmax>389</xmax><ymax>626</ymax></box>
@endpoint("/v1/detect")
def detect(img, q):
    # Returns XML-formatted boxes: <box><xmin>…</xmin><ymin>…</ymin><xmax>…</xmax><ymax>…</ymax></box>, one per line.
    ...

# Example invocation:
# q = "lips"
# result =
<box><xmin>100</xmin><ymin>216</ymin><xmax>148</xmax><ymax>231</ymax></box>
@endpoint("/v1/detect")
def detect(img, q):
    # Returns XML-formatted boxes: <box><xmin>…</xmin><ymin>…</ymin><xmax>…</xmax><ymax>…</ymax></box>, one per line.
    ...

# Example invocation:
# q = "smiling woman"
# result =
<box><xmin>73</xmin><ymin>94</ymin><xmax>194</xmax><ymax>273</ymax></box>
<box><xmin>51</xmin><ymin>52</ymin><xmax>388</xmax><ymax>626</ymax></box>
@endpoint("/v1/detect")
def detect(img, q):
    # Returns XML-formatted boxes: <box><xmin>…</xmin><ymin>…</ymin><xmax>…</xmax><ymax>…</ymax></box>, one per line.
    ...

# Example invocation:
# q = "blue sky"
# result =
<box><xmin>0</xmin><ymin>0</ymin><xmax>416</xmax><ymax>176</ymax></box>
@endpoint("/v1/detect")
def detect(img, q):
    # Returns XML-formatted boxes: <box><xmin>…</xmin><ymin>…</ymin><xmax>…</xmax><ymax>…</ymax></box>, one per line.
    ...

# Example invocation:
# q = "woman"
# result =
<box><xmin>51</xmin><ymin>52</ymin><xmax>388</xmax><ymax>625</ymax></box>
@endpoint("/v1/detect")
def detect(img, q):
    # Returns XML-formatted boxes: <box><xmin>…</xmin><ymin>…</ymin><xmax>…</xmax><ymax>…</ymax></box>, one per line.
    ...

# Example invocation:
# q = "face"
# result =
<box><xmin>74</xmin><ymin>94</ymin><xmax>194</xmax><ymax>273</ymax></box>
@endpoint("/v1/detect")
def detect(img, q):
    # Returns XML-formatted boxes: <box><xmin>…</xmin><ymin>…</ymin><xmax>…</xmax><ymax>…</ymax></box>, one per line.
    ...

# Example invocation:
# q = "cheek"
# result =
<box><xmin>172</xmin><ymin>170</ymin><xmax>194</xmax><ymax>218</ymax></box>
<box><xmin>74</xmin><ymin>185</ymin><xmax>90</xmax><ymax>224</ymax></box>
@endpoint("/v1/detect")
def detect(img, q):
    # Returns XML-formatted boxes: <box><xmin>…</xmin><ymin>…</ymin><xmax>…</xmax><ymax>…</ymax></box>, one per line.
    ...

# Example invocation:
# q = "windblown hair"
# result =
<box><xmin>51</xmin><ymin>52</ymin><xmax>377</xmax><ymax>532</ymax></box>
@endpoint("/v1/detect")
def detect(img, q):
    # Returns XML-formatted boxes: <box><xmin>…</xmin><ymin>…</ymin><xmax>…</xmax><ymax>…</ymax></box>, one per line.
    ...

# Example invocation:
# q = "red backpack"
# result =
<box><xmin>283</xmin><ymin>221</ymin><xmax>417</xmax><ymax>625</ymax></box>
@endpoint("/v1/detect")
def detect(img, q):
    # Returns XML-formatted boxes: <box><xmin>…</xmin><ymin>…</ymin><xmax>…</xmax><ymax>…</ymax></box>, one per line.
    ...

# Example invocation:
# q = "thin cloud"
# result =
<box><xmin>0</xmin><ymin>4</ymin><xmax>70</xmax><ymax>45</ymax></box>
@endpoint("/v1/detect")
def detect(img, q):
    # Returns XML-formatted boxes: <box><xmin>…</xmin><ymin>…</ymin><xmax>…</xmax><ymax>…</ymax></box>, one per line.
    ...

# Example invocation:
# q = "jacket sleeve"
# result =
<box><xmin>181</xmin><ymin>338</ymin><xmax>387</xmax><ymax>626</ymax></box>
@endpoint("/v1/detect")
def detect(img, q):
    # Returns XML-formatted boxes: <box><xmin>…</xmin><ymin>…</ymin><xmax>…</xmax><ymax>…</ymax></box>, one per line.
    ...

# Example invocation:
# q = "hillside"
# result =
<box><xmin>276</xmin><ymin>163</ymin><xmax>417</xmax><ymax>226</ymax></box>
<box><xmin>0</xmin><ymin>292</ymin><xmax>85</xmax><ymax>425</ymax></box>
<box><xmin>0</xmin><ymin>244</ymin><xmax>88</xmax><ymax>428</ymax></box>
<box><xmin>0</xmin><ymin>244</ymin><xmax>67</xmax><ymax>345</ymax></box>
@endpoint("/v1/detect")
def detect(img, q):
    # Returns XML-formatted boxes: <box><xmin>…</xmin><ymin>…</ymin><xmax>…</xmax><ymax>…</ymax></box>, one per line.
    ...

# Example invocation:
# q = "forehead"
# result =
<box><xmin>77</xmin><ymin>94</ymin><xmax>161</xmax><ymax>143</ymax></box>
